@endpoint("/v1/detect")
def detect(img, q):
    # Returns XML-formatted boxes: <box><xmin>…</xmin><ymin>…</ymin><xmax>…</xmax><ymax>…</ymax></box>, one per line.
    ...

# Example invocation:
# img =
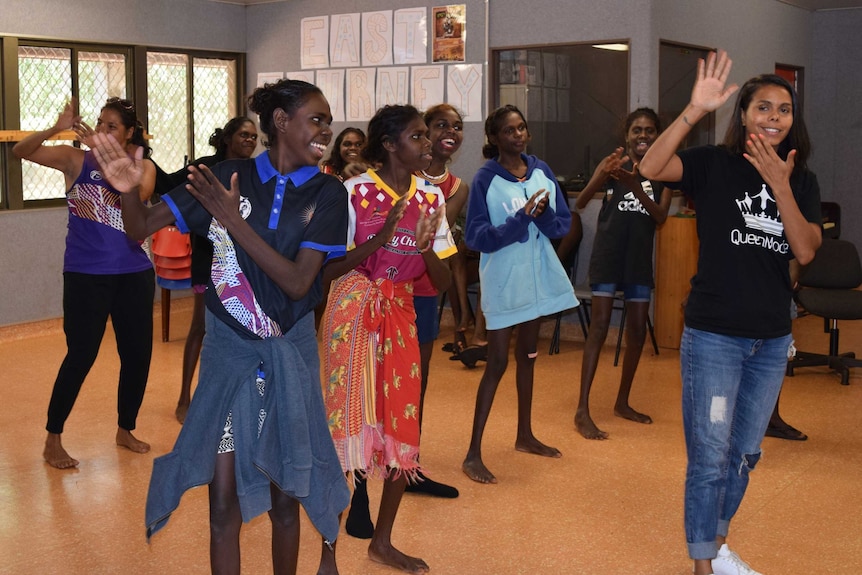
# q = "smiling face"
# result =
<box><xmin>387</xmin><ymin>116</ymin><xmax>432</xmax><ymax>173</ymax></box>
<box><xmin>96</xmin><ymin>108</ymin><xmax>134</xmax><ymax>148</ymax></box>
<box><xmin>490</xmin><ymin>111</ymin><xmax>529</xmax><ymax>158</ymax></box>
<box><xmin>278</xmin><ymin>92</ymin><xmax>333</xmax><ymax>170</ymax></box>
<box><xmin>338</xmin><ymin>130</ymin><xmax>365</xmax><ymax>164</ymax></box>
<box><xmin>741</xmin><ymin>84</ymin><xmax>793</xmax><ymax>150</ymax></box>
<box><xmin>427</xmin><ymin>107</ymin><xmax>463</xmax><ymax>161</ymax></box>
<box><xmin>226</xmin><ymin>121</ymin><xmax>258</xmax><ymax>160</ymax></box>
<box><xmin>625</xmin><ymin>115</ymin><xmax>658</xmax><ymax>161</ymax></box>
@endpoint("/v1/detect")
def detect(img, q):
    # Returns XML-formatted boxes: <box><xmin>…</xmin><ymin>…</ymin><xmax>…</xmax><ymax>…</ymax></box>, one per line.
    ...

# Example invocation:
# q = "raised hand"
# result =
<box><xmin>185</xmin><ymin>164</ymin><xmax>241</xmax><ymax>223</ymax></box>
<box><xmin>54</xmin><ymin>100</ymin><xmax>81</xmax><ymax>132</ymax></box>
<box><xmin>690</xmin><ymin>50</ymin><xmax>738</xmax><ymax>113</ymax></box>
<box><xmin>91</xmin><ymin>133</ymin><xmax>145</xmax><ymax>193</ymax></box>
<box><xmin>743</xmin><ymin>132</ymin><xmax>795</xmax><ymax>190</ymax></box>
<box><xmin>72</xmin><ymin>120</ymin><xmax>96</xmax><ymax>149</ymax></box>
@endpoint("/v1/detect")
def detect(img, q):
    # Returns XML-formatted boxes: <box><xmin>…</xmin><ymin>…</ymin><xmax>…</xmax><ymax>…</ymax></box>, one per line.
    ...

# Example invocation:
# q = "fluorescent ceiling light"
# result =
<box><xmin>592</xmin><ymin>43</ymin><xmax>629</xmax><ymax>52</ymax></box>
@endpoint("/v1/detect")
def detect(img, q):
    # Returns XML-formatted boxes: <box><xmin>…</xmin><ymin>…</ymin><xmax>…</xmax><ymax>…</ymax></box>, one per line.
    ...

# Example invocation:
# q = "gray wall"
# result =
<box><xmin>0</xmin><ymin>0</ymin><xmax>245</xmax><ymax>51</ymax></box>
<box><xmin>809</xmin><ymin>9</ymin><xmax>862</xmax><ymax>249</ymax></box>
<box><xmin>1</xmin><ymin>0</ymin><xmax>861</xmax><ymax>326</ymax></box>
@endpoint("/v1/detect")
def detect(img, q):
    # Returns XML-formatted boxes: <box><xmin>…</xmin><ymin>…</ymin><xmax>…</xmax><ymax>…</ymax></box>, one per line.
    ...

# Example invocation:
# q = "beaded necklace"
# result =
<box><xmin>419</xmin><ymin>166</ymin><xmax>449</xmax><ymax>185</ymax></box>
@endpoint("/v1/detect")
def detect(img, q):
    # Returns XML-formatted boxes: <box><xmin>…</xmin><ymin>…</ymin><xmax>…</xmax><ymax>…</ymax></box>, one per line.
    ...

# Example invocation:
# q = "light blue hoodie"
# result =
<box><xmin>465</xmin><ymin>154</ymin><xmax>578</xmax><ymax>329</ymax></box>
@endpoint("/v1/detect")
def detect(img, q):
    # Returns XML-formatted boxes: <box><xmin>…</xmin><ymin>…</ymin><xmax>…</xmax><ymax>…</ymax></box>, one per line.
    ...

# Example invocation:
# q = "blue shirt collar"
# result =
<box><xmin>255</xmin><ymin>152</ymin><xmax>319</xmax><ymax>187</ymax></box>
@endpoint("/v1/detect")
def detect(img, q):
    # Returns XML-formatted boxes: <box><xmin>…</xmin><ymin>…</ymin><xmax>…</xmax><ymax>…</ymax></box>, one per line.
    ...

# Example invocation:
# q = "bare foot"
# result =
<box><xmin>462</xmin><ymin>456</ymin><xmax>497</xmax><ymax>484</ymax></box>
<box><xmin>514</xmin><ymin>435</ymin><xmax>562</xmax><ymax>458</ymax></box>
<box><xmin>116</xmin><ymin>429</ymin><xmax>150</xmax><ymax>454</ymax></box>
<box><xmin>368</xmin><ymin>541</ymin><xmax>429</xmax><ymax>574</ymax></box>
<box><xmin>575</xmin><ymin>410</ymin><xmax>609</xmax><ymax>440</ymax></box>
<box><xmin>175</xmin><ymin>402</ymin><xmax>189</xmax><ymax>424</ymax></box>
<box><xmin>43</xmin><ymin>433</ymin><xmax>79</xmax><ymax>469</ymax></box>
<box><xmin>614</xmin><ymin>404</ymin><xmax>653</xmax><ymax>424</ymax></box>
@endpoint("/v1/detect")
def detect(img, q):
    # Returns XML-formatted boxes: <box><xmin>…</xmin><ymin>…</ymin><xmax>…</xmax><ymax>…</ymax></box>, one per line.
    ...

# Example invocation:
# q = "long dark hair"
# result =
<box><xmin>363</xmin><ymin>105</ymin><xmax>423</xmax><ymax>166</ymax></box>
<box><xmin>103</xmin><ymin>97</ymin><xmax>152</xmax><ymax>159</ymax></box>
<box><xmin>248</xmin><ymin>79</ymin><xmax>323</xmax><ymax>147</ymax></box>
<box><xmin>324</xmin><ymin>127</ymin><xmax>366</xmax><ymax>175</ymax></box>
<box><xmin>208</xmin><ymin>116</ymin><xmax>254</xmax><ymax>161</ymax></box>
<box><xmin>481</xmin><ymin>104</ymin><xmax>527</xmax><ymax>159</ymax></box>
<box><xmin>722</xmin><ymin>74</ymin><xmax>810</xmax><ymax>173</ymax></box>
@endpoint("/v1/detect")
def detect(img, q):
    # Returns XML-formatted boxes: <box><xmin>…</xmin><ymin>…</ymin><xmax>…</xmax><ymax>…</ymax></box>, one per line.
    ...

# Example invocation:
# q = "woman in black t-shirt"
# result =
<box><xmin>639</xmin><ymin>51</ymin><xmax>821</xmax><ymax>575</ymax></box>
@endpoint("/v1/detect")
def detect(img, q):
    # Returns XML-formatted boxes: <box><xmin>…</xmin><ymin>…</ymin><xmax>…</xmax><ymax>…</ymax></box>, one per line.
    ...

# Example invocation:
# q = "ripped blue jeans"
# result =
<box><xmin>680</xmin><ymin>326</ymin><xmax>792</xmax><ymax>560</ymax></box>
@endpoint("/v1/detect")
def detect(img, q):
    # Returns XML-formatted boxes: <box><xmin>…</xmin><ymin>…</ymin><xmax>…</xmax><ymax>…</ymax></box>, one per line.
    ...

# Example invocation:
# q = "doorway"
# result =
<box><xmin>659</xmin><ymin>42</ymin><xmax>715</xmax><ymax>147</ymax></box>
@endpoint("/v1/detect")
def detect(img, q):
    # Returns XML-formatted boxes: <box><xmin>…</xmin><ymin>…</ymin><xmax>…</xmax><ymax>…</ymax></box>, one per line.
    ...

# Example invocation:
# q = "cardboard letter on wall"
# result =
<box><xmin>376</xmin><ymin>67</ymin><xmax>410</xmax><ymax>107</ymax></box>
<box><xmin>301</xmin><ymin>16</ymin><xmax>330</xmax><ymax>69</ymax></box>
<box><xmin>316</xmin><ymin>69</ymin><xmax>346</xmax><ymax>122</ymax></box>
<box><xmin>362</xmin><ymin>11</ymin><xmax>393</xmax><ymax>67</ymax></box>
<box><xmin>411</xmin><ymin>66</ymin><xmax>444</xmax><ymax>111</ymax></box>
<box><xmin>447</xmin><ymin>64</ymin><xmax>482</xmax><ymax>121</ymax></box>
<box><xmin>346</xmin><ymin>68</ymin><xmax>377</xmax><ymax>123</ymax></box>
<box><xmin>330</xmin><ymin>14</ymin><xmax>361</xmax><ymax>68</ymax></box>
<box><xmin>394</xmin><ymin>8</ymin><xmax>428</xmax><ymax>65</ymax></box>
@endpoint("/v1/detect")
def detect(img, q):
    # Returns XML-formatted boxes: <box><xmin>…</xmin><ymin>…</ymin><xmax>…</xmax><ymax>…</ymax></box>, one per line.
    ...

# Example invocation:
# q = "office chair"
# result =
<box><xmin>786</xmin><ymin>238</ymin><xmax>862</xmax><ymax>385</ymax></box>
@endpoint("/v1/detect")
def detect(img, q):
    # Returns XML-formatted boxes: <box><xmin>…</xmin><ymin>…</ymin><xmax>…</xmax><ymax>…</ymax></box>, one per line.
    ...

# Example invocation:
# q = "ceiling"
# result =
<box><xmin>779</xmin><ymin>0</ymin><xmax>862</xmax><ymax>9</ymax></box>
<box><xmin>209</xmin><ymin>0</ymin><xmax>862</xmax><ymax>8</ymax></box>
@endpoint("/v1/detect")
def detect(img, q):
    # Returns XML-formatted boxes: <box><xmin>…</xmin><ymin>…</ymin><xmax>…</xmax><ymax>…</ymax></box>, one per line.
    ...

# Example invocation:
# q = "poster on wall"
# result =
<box><xmin>432</xmin><ymin>5</ymin><xmax>465</xmax><ymax>63</ymax></box>
<box><xmin>293</xmin><ymin>7</ymin><xmax>483</xmax><ymax>123</ymax></box>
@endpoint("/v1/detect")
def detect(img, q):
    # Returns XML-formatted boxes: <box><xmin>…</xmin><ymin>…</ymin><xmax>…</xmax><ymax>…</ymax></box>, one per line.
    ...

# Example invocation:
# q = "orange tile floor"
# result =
<box><xmin>1</xmin><ymin>301</ymin><xmax>860</xmax><ymax>574</ymax></box>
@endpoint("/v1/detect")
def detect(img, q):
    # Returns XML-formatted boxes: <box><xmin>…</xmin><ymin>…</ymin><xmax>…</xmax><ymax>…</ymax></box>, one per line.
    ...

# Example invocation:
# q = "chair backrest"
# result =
<box><xmin>150</xmin><ymin>225</ymin><xmax>192</xmax><ymax>282</ymax></box>
<box><xmin>151</xmin><ymin>225</ymin><xmax>191</xmax><ymax>258</ymax></box>
<box><xmin>820</xmin><ymin>201</ymin><xmax>841</xmax><ymax>239</ymax></box>
<box><xmin>800</xmin><ymin>238</ymin><xmax>862</xmax><ymax>290</ymax></box>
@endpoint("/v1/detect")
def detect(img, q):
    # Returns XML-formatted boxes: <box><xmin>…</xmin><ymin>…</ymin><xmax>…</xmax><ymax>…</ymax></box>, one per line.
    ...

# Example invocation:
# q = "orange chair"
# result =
<box><xmin>150</xmin><ymin>225</ymin><xmax>192</xmax><ymax>342</ymax></box>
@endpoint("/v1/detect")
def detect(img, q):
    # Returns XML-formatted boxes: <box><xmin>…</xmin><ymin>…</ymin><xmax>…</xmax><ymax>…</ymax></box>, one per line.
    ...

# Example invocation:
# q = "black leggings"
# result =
<box><xmin>46</xmin><ymin>270</ymin><xmax>155</xmax><ymax>434</ymax></box>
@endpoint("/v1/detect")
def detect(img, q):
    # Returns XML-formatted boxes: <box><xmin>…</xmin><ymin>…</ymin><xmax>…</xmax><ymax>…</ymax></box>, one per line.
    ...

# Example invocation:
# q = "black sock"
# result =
<box><xmin>345</xmin><ymin>474</ymin><xmax>374</xmax><ymax>538</ymax></box>
<box><xmin>405</xmin><ymin>471</ymin><xmax>460</xmax><ymax>498</ymax></box>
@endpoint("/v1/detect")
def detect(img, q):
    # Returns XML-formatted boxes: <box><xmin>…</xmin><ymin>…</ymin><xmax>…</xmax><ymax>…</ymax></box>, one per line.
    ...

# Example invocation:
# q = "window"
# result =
<box><xmin>17</xmin><ymin>44</ymin><xmax>130</xmax><ymax>202</ymax></box>
<box><xmin>1</xmin><ymin>38</ymin><xmax>244</xmax><ymax>209</ymax></box>
<box><xmin>493</xmin><ymin>43</ymin><xmax>629</xmax><ymax>193</ymax></box>
<box><xmin>147</xmin><ymin>52</ymin><xmax>189</xmax><ymax>173</ymax></box>
<box><xmin>147</xmin><ymin>52</ymin><xmax>238</xmax><ymax>173</ymax></box>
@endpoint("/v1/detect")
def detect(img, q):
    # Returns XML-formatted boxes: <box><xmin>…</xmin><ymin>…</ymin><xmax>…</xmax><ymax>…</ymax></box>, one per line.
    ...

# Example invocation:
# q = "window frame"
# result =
<box><xmin>0</xmin><ymin>36</ymin><xmax>245</xmax><ymax>210</ymax></box>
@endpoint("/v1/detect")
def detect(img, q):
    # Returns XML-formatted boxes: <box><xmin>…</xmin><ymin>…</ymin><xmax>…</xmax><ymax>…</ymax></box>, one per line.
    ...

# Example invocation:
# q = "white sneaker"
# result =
<box><xmin>711</xmin><ymin>543</ymin><xmax>763</xmax><ymax>575</ymax></box>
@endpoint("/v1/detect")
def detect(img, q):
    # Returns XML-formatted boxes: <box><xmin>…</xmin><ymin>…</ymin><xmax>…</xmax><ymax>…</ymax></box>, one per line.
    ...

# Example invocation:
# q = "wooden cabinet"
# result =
<box><xmin>654</xmin><ymin>216</ymin><xmax>699</xmax><ymax>349</ymax></box>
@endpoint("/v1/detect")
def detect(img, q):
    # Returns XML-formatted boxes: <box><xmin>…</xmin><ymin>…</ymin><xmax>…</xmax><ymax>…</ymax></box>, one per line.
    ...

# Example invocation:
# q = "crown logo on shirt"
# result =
<box><xmin>736</xmin><ymin>185</ymin><xmax>783</xmax><ymax>236</ymax></box>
